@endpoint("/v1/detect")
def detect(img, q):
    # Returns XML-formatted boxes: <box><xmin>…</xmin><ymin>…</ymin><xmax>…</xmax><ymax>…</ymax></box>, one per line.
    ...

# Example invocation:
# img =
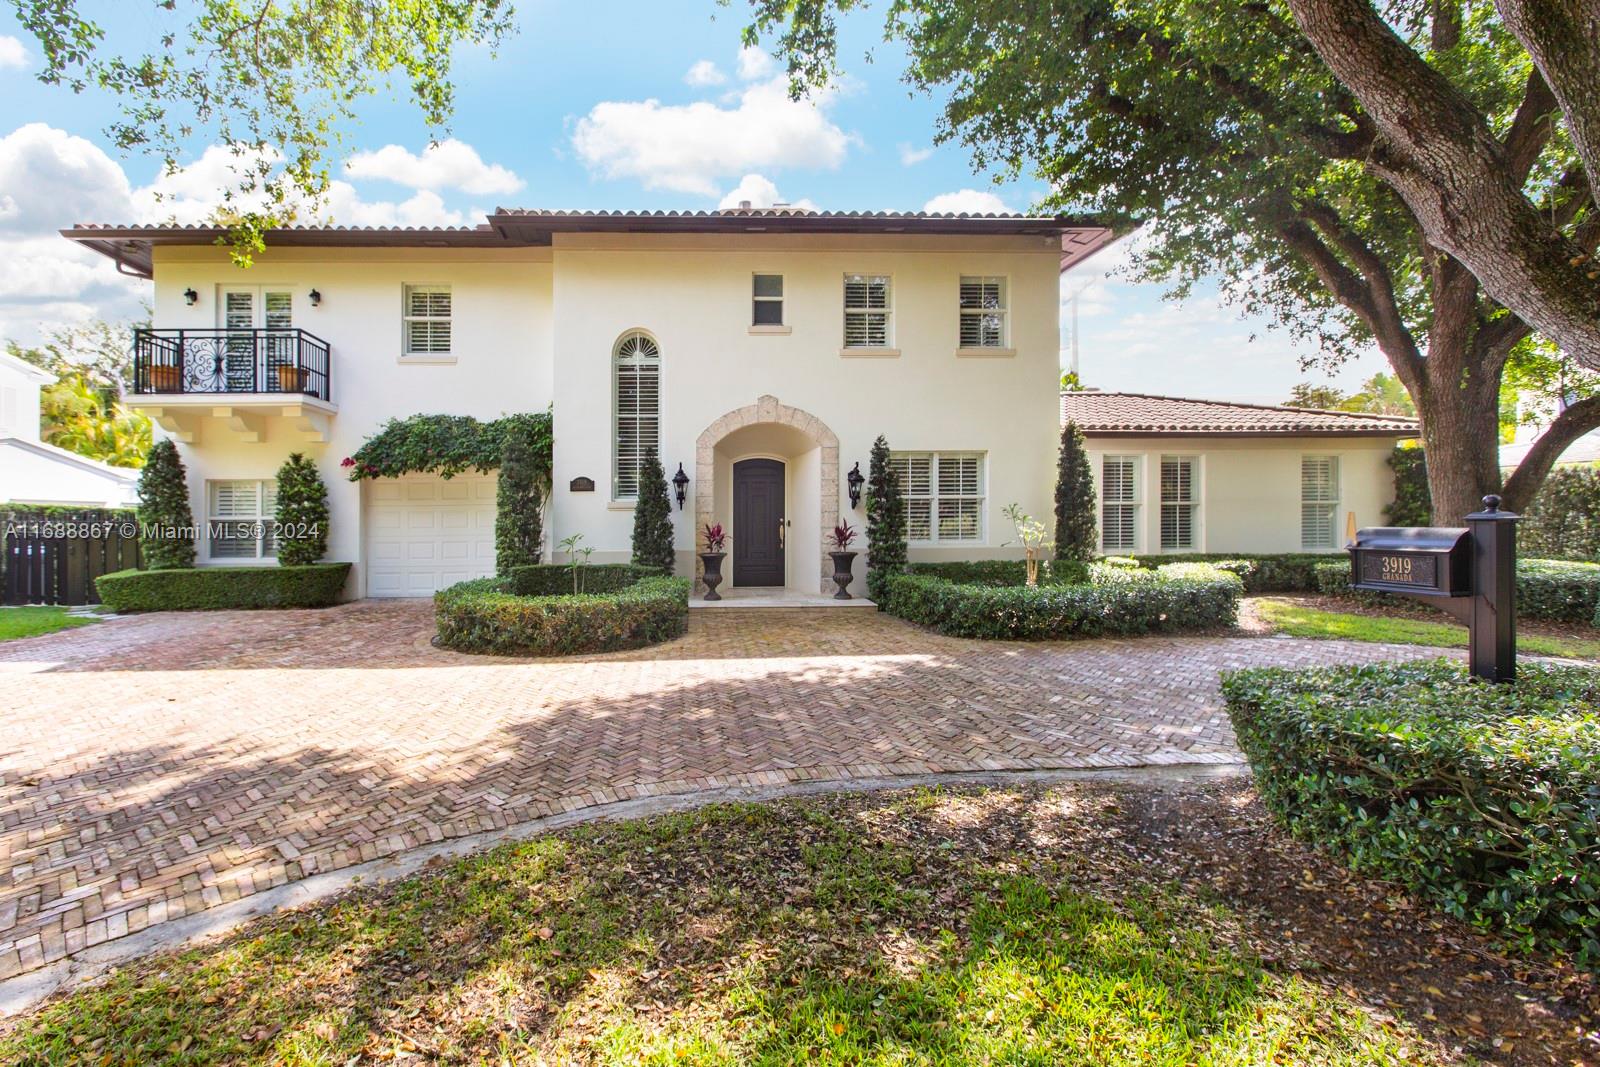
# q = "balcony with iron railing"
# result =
<box><xmin>133</xmin><ymin>328</ymin><xmax>332</xmax><ymax>403</ymax></box>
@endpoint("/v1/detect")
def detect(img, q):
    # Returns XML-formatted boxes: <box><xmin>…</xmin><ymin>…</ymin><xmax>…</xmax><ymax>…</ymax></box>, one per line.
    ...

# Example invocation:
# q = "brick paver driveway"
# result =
<box><xmin>0</xmin><ymin>601</ymin><xmax>1443</xmax><ymax>980</ymax></box>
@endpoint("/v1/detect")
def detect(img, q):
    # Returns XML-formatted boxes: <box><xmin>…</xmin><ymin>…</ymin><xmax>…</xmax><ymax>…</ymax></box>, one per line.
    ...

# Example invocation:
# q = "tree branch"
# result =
<box><xmin>1502</xmin><ymin>68</ymin><xmax>1558</xmax><ymax>187</ymax></box>
<box><xmin>1501</xmin><ymin>394</ymin><xmax>1600</xmax><ymax>511</ymax></box>
<box><xmin>1496</xmin><ymin>0</ymin><xmax>1600</xmax><ymax>208</ymax></box>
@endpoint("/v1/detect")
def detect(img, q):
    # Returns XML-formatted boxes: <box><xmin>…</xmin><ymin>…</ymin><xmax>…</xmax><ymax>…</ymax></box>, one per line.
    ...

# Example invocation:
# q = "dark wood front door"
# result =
<box><xmin>733</xmin><ymin>458</ymin><xmax>785</xmax><ymax>586</ymax></box>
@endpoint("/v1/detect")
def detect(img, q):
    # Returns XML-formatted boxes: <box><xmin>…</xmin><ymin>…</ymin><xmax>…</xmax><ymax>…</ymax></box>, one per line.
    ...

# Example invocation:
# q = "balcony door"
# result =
<box><xmin>219</xmin><ymin>287</ymin><xmax>292</xmax><ymax>393</ymax></box>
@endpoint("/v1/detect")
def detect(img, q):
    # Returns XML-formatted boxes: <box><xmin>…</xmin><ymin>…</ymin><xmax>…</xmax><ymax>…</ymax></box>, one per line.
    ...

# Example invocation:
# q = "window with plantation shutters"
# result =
<box><xmin>843</xmin><ymin>274</ymin><xmax>891</xmax><ymax>348</ymax></box>
<box><xmin>613</xmin><ymin>331</ymin><xmax>661</xmax><ymax>499</ymax></box>
<box><xmin>1101</xmin><ymin>456</ymin><xmax>1138</xmax><ymax>553</ymax></box>
<box><xmin>209</xmin><ymin>480</ymin><xmax>277</xmax><ymax>560</ymax></box>
<box><xmin>403</xmin><ymin>285</ymin><xmax>452</xmax><ymax>355</ymax></box>
<box><xmin>1160</xmin><ymin>456</ymin><xmax>1197</xmax><ymax>550</ymax></box>
<box><xmin>889</xmin><ymin>452</ymin><xmax>984</xmax><ymax>543</ymax></box>
<box><xmin>958</xmin><ymin>276</ymin><xmax>1007</xmax><ymax>348</ymax></box>
<box><xmin>1301</xmin><ymin>455</ymin><xmax>1340</xmax><ymax>549</ymax></box>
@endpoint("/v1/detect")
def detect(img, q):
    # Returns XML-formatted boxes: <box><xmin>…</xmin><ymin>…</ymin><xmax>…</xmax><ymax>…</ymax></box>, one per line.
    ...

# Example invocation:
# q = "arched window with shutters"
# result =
<box><xmin>613</xmin><ymin>331</ymin><xmax>661</xmax><ymax>499</ymax></box>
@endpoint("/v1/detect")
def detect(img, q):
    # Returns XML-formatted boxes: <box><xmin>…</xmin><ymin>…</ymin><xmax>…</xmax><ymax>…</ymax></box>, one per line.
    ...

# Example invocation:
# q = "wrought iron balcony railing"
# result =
<box><xmin>133</xmin><ymin>328</ymin><xmax>332</xmax><ymax>402</ymax></box>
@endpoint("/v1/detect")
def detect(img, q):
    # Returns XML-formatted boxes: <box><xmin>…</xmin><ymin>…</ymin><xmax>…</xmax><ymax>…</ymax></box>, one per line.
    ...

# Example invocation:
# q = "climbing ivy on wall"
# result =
<box><xmin>343</xmin><ymin>411</ymin><xmax>553</xmax><ymax>483</ymax></box>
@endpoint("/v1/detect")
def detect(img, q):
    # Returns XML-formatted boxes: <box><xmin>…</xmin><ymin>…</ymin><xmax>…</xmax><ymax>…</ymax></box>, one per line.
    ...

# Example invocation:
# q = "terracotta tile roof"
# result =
<box><xmin>1060</xmin><ymin>391</ymin><xmax>1419</xmax><ymax>437</ymax></box>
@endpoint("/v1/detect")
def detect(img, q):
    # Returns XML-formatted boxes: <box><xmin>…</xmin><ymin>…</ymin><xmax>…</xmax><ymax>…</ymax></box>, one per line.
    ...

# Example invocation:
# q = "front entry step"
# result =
<box><xmin>690</xmin><ymin>588</ymin><xmax>876</xmax><ymax>609</ymax></box>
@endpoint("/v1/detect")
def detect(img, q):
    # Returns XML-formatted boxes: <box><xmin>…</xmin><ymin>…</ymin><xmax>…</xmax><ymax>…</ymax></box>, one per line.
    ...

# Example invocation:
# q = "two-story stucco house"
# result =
<box><xmin>63</xmin><ymin>208</ymin><xmax>1115</xmax><ymax>599</ymax></box>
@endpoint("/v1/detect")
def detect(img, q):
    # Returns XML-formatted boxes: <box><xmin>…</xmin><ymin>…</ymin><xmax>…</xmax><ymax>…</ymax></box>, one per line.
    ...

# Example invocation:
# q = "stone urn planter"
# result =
<box><xmin>700</xmin><ymin>522</ymin><xmax>728</xmax><ymax>601</ymax></box>
<box><xmin>829</xmin><ymin>550</ymin><xmax>858</xmax><ymax>600</ymax></box>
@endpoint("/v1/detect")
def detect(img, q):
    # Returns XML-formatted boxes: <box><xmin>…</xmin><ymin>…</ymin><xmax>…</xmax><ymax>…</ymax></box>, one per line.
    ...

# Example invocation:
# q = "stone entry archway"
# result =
<box><xmin>696</xmin><ymin>395</ymin><xmax>839</xmax><ymax>594</ymax></box>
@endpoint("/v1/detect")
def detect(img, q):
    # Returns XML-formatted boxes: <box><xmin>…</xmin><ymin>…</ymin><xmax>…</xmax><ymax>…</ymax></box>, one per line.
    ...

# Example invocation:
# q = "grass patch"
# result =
<box><xmin>0</xmin><ymin>789</ymin><xmax>1470</xmax><ymax>1066</ymax></box>
<box><xmin>0</xmin><ymin>606</ymin><xmax>95</xmax><ymax>642</ymax></box>
<box><xmin>1255</xmin><ymin>597</ymin><xmax>1600</xmax><ymax>659</ymax></box>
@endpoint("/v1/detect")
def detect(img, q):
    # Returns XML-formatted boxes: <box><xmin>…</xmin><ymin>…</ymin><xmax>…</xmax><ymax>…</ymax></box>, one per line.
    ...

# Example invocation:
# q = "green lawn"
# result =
<box><xmin>0</xmin><ymin>788</ymin><xmax>1465</xmax><ymax>1066</ymax></box>
<box><xmin>0</xmin><ymin>606</ymin><xmax>95</xmax><ymax>642</ymax></box>
<box><xmin>1254</xmin><ymin>597</ymin><xmax>1600</xmax><ymax>659</ymax></box>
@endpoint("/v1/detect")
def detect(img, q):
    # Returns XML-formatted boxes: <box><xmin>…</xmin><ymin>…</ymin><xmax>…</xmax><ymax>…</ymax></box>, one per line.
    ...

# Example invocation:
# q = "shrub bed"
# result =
<box><xmin>1223</xmin><ymin>660</ymin><xmax>1600</xmax><ymax>965</ymax></box>
<box><xmin>883</xmin><ymin>563</ymin><xmax>1241</xmax><ymax>640</ymax></box>
<box><xmin>95</xmin><ymin>564</ymin><xmax>351</xmax><ymax>612</ymax></box>
<box><xmin>435</xmin><ymin>574</ymin><xmax>689</xmax><ymax>656</ymax></box>
<box><xmin>508</xmin><ymin>563</ymin><xmax>664</xmax><ymax>596</ymax></box>
<box><xmin>905</xmin><ymin>559</ymin><xmax>1088</xmax><ymax>587</ymax></box>
<box><xmin>1128</xmin><ymin>552</ymin><xmax>1338</xmax><ymax>593</ymax></box>
<box><xmin>1313</xmin><ymin>557</ymin><xmax>1600</xmax><ymax>623</ymax></box>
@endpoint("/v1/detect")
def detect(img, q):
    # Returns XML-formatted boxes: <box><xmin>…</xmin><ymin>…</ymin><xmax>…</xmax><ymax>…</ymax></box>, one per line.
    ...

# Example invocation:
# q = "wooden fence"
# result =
<box><xmin>2</xmin><ymin>509</ymin><xmax>141</xmax><ymax>606</ymax></box>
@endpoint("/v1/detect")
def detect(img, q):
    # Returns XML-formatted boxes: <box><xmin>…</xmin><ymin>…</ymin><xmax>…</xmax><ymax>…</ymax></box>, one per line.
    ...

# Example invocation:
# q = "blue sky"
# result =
<box><xmin>0</xmin><ymin>0</ymin><xmax>1387</xmax><ymax>401</ymax></box>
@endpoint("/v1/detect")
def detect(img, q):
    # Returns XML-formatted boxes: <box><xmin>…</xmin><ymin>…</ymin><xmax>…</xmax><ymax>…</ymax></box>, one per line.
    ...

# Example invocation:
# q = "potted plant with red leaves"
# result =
<box><xmin>700</xmin><ymin>523</ymin><xmax>729</xmax><ymax>600</ymax></box>
<box><xmin>829</xmin><ymin>522</ymin><xmax>859</xmax><ymax>599</ymax></box>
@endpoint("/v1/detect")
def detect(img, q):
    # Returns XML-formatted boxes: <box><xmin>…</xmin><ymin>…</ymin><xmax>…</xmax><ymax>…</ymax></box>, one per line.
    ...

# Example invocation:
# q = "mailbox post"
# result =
<box><xmin>1348</xmin><ymin>495</ymin><xmax>1518</xmax><ymax>683</ymax></box>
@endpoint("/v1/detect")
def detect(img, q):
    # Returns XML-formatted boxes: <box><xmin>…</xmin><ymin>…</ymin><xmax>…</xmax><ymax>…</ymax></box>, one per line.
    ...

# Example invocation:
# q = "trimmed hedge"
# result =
<box><xmin>883</xmin><ymin>563</ymin><xmax>1241</xmax><ymax>640</ymax></box>
<box><xmin>1127</xmin><ymin>552</ymin><xmax>1339</xmax><ymax>593</ymax></box>
<box><xmin>1223</xmin><ymin>660</ymin><xmax>1600</xmax><ymax>964</ymax></box>
<box><xmin>96</xmin><ymin>563</ymin><xmax>351</xmax><ymax>612</ymax></box>
<box><xmin>435</xmin><ymin>574</ymin><xmax>689</xmax><ymax>656</ymax></box>
<box><xmin>1313</xmin><ymin>557</ymin><xmax>1600</xmax><ymax>623</ymax></box>
<box><xmin>905</xmin><ymin>559</ymin><xmax>1088</xmax><ymax>587</ymax></box>
<box><xmin>508</xmin><ymin>563</ymin><xmax>665</xmax><ymax>596</ymax></box>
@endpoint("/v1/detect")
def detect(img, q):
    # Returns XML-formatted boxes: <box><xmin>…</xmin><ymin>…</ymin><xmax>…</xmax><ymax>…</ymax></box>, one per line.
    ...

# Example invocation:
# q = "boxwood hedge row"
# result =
<box><xmin>435</xmin><ymin>574</ymin><xmax>689</xmax><ymax>656</ymax></box>
<box><xmin>1223</xmin><ymin>660</ymin><xmax>1600</xmax><ymax>965</ymax></box>
<box><xmin>95</xmin><ymin>564</ymin><xmax>352</xmax><ymax>612</ymax></box>
<box><xmin>1312</xmin><ymin>557</ymin><xmax>1600</xmax><ymax>623</ymax></box>
<box><xmin>882</xmin><ymin>563</ymin><xmax>1241</xmax><ymax>640</ymax></box>
<box><xmin>1125</xmin><ymin>552</ymin><xmax>1339</xmax><ymax>593</ymax></box>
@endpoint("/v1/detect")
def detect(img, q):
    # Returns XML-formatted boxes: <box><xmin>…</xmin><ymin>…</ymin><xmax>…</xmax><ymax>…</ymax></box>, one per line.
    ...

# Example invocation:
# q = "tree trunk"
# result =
<box><xmin>1415</xmin><ymin>383</ymin><xmax>1503</xmax><ymax>526</ymax></box>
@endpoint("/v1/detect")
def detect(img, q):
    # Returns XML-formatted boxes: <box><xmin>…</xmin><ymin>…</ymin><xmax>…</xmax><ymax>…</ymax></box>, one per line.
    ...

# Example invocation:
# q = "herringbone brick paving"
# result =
<box><xmin>0</xmin><ymin>600</ymin><xmax>1446</xmax><ymax>980</ymax></box>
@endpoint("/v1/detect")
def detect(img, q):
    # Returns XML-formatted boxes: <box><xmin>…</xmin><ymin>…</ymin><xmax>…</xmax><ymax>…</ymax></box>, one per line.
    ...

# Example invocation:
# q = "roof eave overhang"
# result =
<box><xmin>1075</xmin><ymin>428</ymin><xmax>1419</xmax><ymax>438</ymax></box>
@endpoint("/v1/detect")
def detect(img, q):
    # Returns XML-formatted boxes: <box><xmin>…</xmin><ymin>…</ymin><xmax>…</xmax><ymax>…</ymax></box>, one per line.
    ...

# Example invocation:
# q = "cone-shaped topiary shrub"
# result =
<box><xmin>1053</xmin><ymin>420</ymin><xmax>1096</xmax><ymax>583</ymax></box>
<box><xmin>136</xmin><ymin>439</ymin><xmax>195</xmax><ymax>569</ymax></box>
<box><xmin>866</xmin><ymin>434</ymin><xmax>907</xmax><ymax>604</ymax></box>
<box><xmin>495</xmin><ymin>428</ymin><xmax>546</xmax><ymax>575</ymax></box>
<box><xmin>631</xmin><ymin>448</ymin><xmax>676</xmax><ymax>572</ymax></box>
<box><xmin>275</xmin><ymin>452</ymin><xmax>329</xmax><ymax>566</ymax></box>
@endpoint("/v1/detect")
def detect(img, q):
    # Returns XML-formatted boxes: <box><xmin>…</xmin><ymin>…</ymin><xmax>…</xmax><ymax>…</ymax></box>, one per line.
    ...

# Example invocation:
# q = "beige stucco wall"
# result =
<box><xmin>1082</xmin><ymin>435</ymin><xmax>1402</xmax><ymax>555</ymax></box>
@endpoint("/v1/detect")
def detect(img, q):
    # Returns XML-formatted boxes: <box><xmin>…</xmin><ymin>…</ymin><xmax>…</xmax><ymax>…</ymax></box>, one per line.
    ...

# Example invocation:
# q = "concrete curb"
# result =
<box><xmin>0</xmin><ymin>761</ymin><xmax>1247</xmax><ymax>1017</ymax></box>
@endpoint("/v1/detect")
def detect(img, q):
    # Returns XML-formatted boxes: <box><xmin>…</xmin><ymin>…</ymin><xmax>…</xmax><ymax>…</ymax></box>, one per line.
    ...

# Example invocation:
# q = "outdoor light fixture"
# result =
<box><xmin>672</xmin><ymin>462</ymin><xmax>690</xmax><ymax>510</ymax></box>
<box><xmin>308</xmin><ymin>289</ymin><xmax>322</xmax><ymax>307</ymax></box>
<box><xmin>183</xmin><ymin>288</ymin><xmax>199</xmax><ymax>306</ymax></box>
<box><xmin>847</xmin><ymin>462</ymin><xmax>866</xmax><ymax>509</ymax></box>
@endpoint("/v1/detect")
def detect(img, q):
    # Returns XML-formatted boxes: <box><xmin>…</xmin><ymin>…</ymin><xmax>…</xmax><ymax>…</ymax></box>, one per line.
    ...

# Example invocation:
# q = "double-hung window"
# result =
<box><xmin>1101</xmin><ymin>456</ymin><xmax>1138</xmax><ymax>553</ymax></box>
<box><xmin>958</xmin><ymin>276</ymin><xmax>1007</xmax><ymax>348</ymax></box>
<box><xmin>209</xmin><ymin>480</ymin><xmax>277</xmax><ymax>560</ymax></box>
<box><xmin>843</xmin><ymin>274</ymin><xmax>891</xmax><ymax>348</ymax></box>
<box><xmin>889</xmin><ymin>452</ymin><xmax>985</xmax><ymax>543</ymax></box>
<box><xmin>753</xmin><ymin>274</ymin><xmax>784</xmax><ymax>326</ymax></box>
<box><xmin>1160</xmin><ymin>456</ymin><xmax>1198</xmax><ymax>550</ymax></box>
<box><xmin>403</xmin><ymin>285</ymin><xmax>452</xmax><ymax>356</ymax></box>
<box><xmin>613</xmin><ymin>331</ymin><xmax>661</xmax><ymax>499</ymax></box>
<box><xmin>1301</xmin><ymin>455</ymin><xmax>1340</xmax><ymax>549</ymax></box>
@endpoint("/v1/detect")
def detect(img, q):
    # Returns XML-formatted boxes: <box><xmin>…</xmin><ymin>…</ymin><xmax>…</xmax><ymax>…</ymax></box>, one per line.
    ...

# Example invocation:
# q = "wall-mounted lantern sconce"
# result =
<box><xmin>183</xmin><ymin>288</ymin><xmax>199</xmax><ymax>307</ymax></box>
<box><xmin>308</xmin><ymin>289</ymin><xmax>322</xmax><ymax>307</ymax></box>
<box><xmin>672</xmin><ymin>463</ymin><xmax>690</xmax><ymax>510</ymax></box>
<box><xmin>847</xmin><ymin>462</ymin><xmax>865</xmax><ymax>509</ymax></box>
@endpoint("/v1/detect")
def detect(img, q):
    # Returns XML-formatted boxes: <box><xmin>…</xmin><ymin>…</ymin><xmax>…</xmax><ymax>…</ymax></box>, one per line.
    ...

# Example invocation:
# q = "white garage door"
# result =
<box><xmin>364</xmin><ymin>473</ymin><xmax>497</xmax><ymax>597</ymax></box>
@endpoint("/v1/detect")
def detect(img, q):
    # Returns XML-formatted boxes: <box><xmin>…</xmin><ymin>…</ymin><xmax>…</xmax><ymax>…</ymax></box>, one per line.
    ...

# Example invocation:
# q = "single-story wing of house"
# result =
<box><xmin>1060</xmin><ymin>391</ymin><xmax>1418</xmax><ymax>556</ymax></box>
<box><xmin>1</xmin><ymin>350</ymin><xmax>139</xmax><ymax>508</ymax></box>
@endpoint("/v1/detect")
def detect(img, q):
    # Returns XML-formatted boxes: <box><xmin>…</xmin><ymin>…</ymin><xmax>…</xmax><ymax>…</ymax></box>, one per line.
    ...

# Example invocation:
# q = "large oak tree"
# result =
<box><xmin>744</xmin><ymin>0</ymin><xmax>1600</xmax><ymax>522</ymax></box>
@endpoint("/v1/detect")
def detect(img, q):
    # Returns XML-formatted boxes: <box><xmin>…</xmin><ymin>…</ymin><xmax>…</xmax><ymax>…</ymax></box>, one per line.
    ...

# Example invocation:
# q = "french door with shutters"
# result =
<box><xmin>220</xmin><ymin>287</ymin><xmax>293</xmax><ymax>392</ymax></box>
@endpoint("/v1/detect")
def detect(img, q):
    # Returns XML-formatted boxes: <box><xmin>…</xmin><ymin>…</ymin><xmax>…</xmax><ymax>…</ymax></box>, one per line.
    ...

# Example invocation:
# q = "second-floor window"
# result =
<box><xmin>959</xmin><ymin>276</ymin><xmax>1007</xmax><ymax>348</ymax></box>
<box><xmin>753</xmin><ymin>274</ymin><xmax>784</xmax><ymax>326</ymax></box>
<box><xmin>403</xmin><ymin>285</ymin><xmax>452</xmax><ymax>356</ymax></box>
<box><xmin>844</xmin><ymin>274</ymin><xmax>891</xmax><ymax>348</ymax></box>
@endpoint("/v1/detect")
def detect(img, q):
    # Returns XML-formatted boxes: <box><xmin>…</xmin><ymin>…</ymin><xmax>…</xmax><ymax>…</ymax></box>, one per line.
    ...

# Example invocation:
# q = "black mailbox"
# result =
<box><xmin>1349</xmin><ymin>526</ymin><xmax>1471</xmax><ymax>597</ymax></box>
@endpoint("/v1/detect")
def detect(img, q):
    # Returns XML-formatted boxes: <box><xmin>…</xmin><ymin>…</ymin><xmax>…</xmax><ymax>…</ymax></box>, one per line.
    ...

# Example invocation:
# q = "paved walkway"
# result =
<box><xmin>0</xmin><ymin>601</ymin><xmax>1444</xmax><ymax>981</ymax></box>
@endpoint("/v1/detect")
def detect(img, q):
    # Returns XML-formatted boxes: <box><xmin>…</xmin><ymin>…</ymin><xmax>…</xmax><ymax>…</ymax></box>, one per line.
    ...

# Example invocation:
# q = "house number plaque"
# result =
<box><xmin>1358</xmin><ymin>552</ymin><xmax>1436</xmax><ymax>589</ymax></box>
<box><xmin>569</xmin><ymin>476</ymin><xmax>595</xmax><ymax>492</ymax></box>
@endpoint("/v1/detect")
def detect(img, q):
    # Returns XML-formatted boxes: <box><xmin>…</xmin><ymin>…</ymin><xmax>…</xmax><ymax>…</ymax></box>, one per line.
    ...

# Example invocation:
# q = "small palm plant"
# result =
<box><xmin>557</xmin><ymin>532</ymin><xmax>593</xmax><ymax>593</ymax></box>
<box><xmin>1003</xmin><ymin>504</ymin><xmax>1055</xmax><ymax>588</ymax></box>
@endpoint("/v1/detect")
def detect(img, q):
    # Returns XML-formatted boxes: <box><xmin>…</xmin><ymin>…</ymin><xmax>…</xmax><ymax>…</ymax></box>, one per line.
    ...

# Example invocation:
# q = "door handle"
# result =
<box><xmin>778</xmin><ymin>519</ymin><xmax>785</xmax><ymax>549</ymax></box>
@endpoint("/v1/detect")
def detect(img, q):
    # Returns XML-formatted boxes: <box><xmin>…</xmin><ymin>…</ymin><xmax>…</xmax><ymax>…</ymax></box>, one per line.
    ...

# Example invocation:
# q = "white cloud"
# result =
<box><xmin>737</xmin><ymin>47</ymin><xmax>775</xmax><ymax>81</ymax></box>
<box><xmin>923</xmin><ymin>189</ymin><xmax>1011</xmax><ymax>215</ymax></box>
<box><xmin>0</xmin><ymin>35</ymin><xmax>28</xmax><ymax>70</ymax></box>
<box><xmin>684</xmin><ymin>60</ymin><xmax>726</xmax><ymax>87</ymax></box>
<box><xmin>898</xmin><ymin>144</ymin><xmax>933</xmax><ymax>166</ymax></box>
<box><xmin>571</xmin><ymin>77</ymin><xmax>853</xmax><ymax>197</ymax></box>
<box><xmin>716</xmin><ymin>174</ymin><xmax>818</xmax><ymax>211</ymax></box>
<box><xmin>342</xmin><ymin>139</ymin><xmax>523</xmax><ymax>196</ymax></box>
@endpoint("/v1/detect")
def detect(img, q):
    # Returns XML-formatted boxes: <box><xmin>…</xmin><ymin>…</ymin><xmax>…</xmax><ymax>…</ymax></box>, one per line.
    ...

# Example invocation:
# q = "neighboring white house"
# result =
<box><xmin>1060</xmin><ymin>392</ymin><xmax>1418</xmax><ymax>555</ymax></box>
<box><xmin>63</xmin><ymin>209</ymin><xmax>1116</xmax><ymax>598</ymax></box>
<box><xmin>0</xmin><ymin>350</ymin><xmax>139</xmax><ymax>508</ymax></box>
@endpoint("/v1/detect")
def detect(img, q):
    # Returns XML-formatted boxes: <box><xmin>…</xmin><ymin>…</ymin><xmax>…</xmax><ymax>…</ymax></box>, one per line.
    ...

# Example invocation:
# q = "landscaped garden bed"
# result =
<box><xmin>1312</xmin><ymin>557</ymin><xmax>1600</xmax><ymax>625</ymax></box>
<box><xmin>435</xmin><ymin>566</ymin><xmax>689</xmax><ymax>656</ymax></box>
<box><xmin>94</xmin><ymin>563</ymin><xmax>352</xmax><ymax>612</ymax></box>
<box><xmin>1</xmin><ymin>780</ymin><xmax>1589</xmax><ymax>1065</ymax></box>
<box><xmin>1224</xmin><ymin>660</ymin><xmax>1600</xmax><ymax>966</ymax></box>
<box><xmin>885</xmin><ymin>561</ymin><xmax>1241</xmax><ymax>639</ymax></box>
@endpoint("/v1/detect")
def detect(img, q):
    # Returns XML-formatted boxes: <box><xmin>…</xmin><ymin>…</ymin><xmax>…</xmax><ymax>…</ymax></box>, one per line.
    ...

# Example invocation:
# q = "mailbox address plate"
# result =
<box><xmin>1358</xmin><ymin>551</ymin><xmax>1437</xmax><ymax>589</ymax></box>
